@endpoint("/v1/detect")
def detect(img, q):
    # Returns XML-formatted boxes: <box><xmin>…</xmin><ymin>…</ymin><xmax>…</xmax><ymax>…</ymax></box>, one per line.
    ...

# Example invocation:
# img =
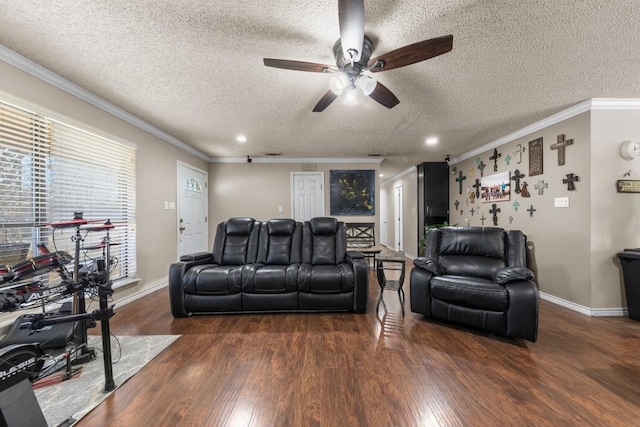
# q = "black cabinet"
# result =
<box><xmin>417</xmin><ymin>162</ymin><xmax>449</xmax><ymax>254</ymax></box>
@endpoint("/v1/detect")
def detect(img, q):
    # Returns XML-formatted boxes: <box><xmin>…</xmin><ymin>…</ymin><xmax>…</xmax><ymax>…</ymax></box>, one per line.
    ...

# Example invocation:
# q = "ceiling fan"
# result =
<box><xmin>263</xmin><ymin>0</ymin><xmax>453</xmax><ymax>112</ymax></box>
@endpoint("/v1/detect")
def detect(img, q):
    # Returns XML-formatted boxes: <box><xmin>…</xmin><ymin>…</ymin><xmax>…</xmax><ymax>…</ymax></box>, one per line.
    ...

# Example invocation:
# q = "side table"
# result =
<box><xmin>375</xmin><ymin>253</ymin><xmax>406</xmax><ymax>316</ymax></box>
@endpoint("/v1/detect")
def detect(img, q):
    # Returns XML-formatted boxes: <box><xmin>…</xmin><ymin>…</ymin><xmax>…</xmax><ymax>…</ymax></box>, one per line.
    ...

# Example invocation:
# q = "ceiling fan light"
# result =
<box><xmin>343</xmin><ymin>87</ymin><xmax>358</xmax><ymax>105</ymax></box>
<box><xmin>357</xmin><ymin>75</ymin><xmax>377</xmax><ymax>96</ymax></box>
<box><xmin>329</xmin><ymin>76</ymin><xmax>345</xmax><ymax>95</ymax></box>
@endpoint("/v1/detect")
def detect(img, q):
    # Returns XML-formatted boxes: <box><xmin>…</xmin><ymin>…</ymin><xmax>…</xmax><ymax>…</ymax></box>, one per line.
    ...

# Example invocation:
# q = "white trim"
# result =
<box><xmin>449</xmin><ymin>98</ymin><xmax>640</xmax><ymax>165</ymax></box>
<box><xmin>381</xmin><ymin>166</ymin><xmax>416</xmax><ymax>186</ymax></box>
<box><xmin>0</xmin><ymin>44</ymin><xmax>209</xmax><ymax>161</ymax></box>
<box><xmin>176</xmin><ymin>161</ymin><xmax>209</xmax><ymax>259</ymax></box>
<box><xmin>113</xmin><ymin>279</ymin><xmax>168</xmax><ymax>309</ymax></box>
<box><xmin>540</xmin><ymin>292</ymin><xmax>628</xmax><ymax>317</ymax></box>
<box><xmin>211</xmin><ymin>157</ymin><xmax>383</xmax><ymax>164</ymax></box>
<box><xmin>290</xmin><ymin>171</ymin><xmax>325</xmax><ymax>220</ymax></box>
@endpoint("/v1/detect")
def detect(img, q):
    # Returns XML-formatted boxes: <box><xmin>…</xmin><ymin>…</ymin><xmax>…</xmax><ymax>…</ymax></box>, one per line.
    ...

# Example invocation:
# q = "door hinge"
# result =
<box><xmin>205</xmin><ymin>216</ymin><xmax>208</xmax><ymax>222</ymax></box>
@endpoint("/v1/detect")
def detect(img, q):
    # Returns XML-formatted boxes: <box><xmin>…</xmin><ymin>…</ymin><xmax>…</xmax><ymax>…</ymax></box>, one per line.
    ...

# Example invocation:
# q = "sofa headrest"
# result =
<box><xmin>439</xmin><ymin>226</ymin><xmax>505</xmax><ymax>259</ymax></box>
<box><xmin>267</xmin><ymin>218</ymin><xmax>296</xmax><ymax>236</ymax></box>
<box><xmin>310</xmin><ymin>217</ymin><xmax>338</xmax><ymax>236</ymax></box>
<box><xmin>225</xmin><ymin>217</ymin><xmax>255</xmax><ymax>236</ymax></box>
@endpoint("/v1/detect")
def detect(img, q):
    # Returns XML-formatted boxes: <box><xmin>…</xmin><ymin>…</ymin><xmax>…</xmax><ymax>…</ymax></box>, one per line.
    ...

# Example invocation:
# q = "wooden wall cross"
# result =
<box><xmin>563</xmin><ymin>173</ymin><xmax>579</xmax><ymax>191</ymax></box>
<box><xmin>456</xmin><ymin>171</ymin><xmax>467</xmax><ymax>194</ymax></box>
<box><xmin>550</xmin><ymin>134</ymin><xmax>574</xmax><ymax>166</ymax></box>
<box><xmin>534</xmin><ymin>180</ymin><xmax>548</xmax><ymax>195</ymax></box>
<box><xmin>514</xmin><ymin>144</ymin><xmax>526</xmax><ymax>163</ymax></box>
<box><xmin>511</xmin><ymin>169</ymin><xmax>526</xmax><ymax>194</ymax></box>
<box><xmin>477</xmin><ymin>161</ymin><xmax>486</xmax><ymax>177</ymax></box>
<box><xmin>489</xmin><ymin>149</ymin><xmax>501</xmax><ymax>172</ymax></box>
<box><xmin>489</xmin><ymin>203</ymin><xmax>501</xmax><ymax>226</ymax></box>
<box><xmin>470</xmin><ymin>207</ymin><xmax>476</xmax><ymax>216</ymax></box>
<box><xmin>472</xmin><ymin>178</ymin><xmax>481</xmax><ymax>197</ymax></box>
<box><xmin>480</xmin><ymin>213</ymin><xmax>486</xmax><ymax>225</ymax></box>
<box><xmin>527</xmin><ymin>204</ymin><xmax>537</xmax><ymax>217</ymax></box>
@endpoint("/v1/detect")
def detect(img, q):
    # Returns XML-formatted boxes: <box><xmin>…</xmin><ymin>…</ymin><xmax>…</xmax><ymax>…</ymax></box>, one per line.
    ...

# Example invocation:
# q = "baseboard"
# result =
<box><xmin>540</xmin><ymin>292</ymin><xmax>628</xmax><ymax>317</ymax></box>
<box><xmin>113</xmin><ymin>278</ymin><xmax>168</xmax><ymax>309</ymax></box>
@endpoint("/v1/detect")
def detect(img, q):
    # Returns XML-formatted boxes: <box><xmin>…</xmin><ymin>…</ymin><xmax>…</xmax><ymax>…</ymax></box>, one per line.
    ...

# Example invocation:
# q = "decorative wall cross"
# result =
<box><xmin>476</xmin><ymin>156</ymin><xmax>482</xmax><ymax>166</ymax></box>
<box><xmin>513</xmin><ymin>200</ymin><xmax>520</xmax><ymax>211</ymax></box>
<box><xmin>509</xmin><ymin>216</ymin><xmax>514</xmax><ymax>224</ymax></box>
<box><xmin>563</xmin><ymin>173</ymin><xmax>579</xmax><ymax>191</ymax></box>
<box><xmin>480</xmin><ymin>213</ymin><xmax>486</xmax><ymax>225</ymax></box>
<box><xmin>521</xmin><ymin>181</ymin><xmax>530</xmax><ymax>197</ymax></box>
<box><xmin>489</xmin><ymin>149</ymin><xmax>501</xmax><ymax>172</ymax></box>
<box><xmin>456</xmin><ymin>171</ymin><xmax>467</xmax><ymax>194</ymax></box>
<box><xmin>550</xmin><ymin>134</ymin><xmax>574</xmax><ymax>166</ymax></box>
<box><xmin>505</xmin><ymin>155</ymin><xmax>512</xmax><ymax>165</ymax></box>
<box><xmin>527</xmin><ymin>204</ymin><xmax>537</xmax><ymax>217</ymax></box>
<box><xmin>534</xmin><ymin>180</ymin><xmax>548</xmax><ymax>195</ymax></box>
<box><xmin>511</xmin><ymin>169</ymin><xmax>526</xmax><ymax>194</ymax></box>
<box><xmin>468</xmin><ymin>168</ymin><xmax>475</xmax><ymax>177</ymax></box>
<box><xmin>470</xmin><ymin>207</ymin><xmax>476</xmax><ymax>216</ymax></box>
<box><xmin>477</xmin><ymin>161</ymin><xmax>486</xmax><ymax>177</ymax></box>
<box><xmin>472</xmin><ymin>178</ymin><xmax>481</xmax><ymax>198</ymax></box>
<box><xmin>514</xmin><ymin>144</ymin><xmax>526</xmax><ymax>164</ymax></box>
<box><xmin>489</xmin><ymin>203</ymin><xmax>501</xmax><ymax>226</ymax></box>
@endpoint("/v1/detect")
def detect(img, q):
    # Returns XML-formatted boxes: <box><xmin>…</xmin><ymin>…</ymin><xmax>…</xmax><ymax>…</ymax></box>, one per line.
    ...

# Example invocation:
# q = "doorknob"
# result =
<box><xmin>179</xmin><ymin>226</ymin><xmax>186</xmax><ymax>233</ymax></box>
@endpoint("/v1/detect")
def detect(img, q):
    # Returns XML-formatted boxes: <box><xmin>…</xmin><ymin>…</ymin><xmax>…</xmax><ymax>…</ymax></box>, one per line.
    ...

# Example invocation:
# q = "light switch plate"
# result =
<box><xmin>554</xmin><ymin>197</ymin><xmax>569</xmax><ymax>208</ymax></box>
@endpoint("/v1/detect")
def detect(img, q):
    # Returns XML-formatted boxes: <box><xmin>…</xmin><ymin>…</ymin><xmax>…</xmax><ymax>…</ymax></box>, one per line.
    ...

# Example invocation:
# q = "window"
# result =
<box><xmin>0</xmin><ymin>100</ymin><xmax>136</xmax><ymax>285</ymax></box>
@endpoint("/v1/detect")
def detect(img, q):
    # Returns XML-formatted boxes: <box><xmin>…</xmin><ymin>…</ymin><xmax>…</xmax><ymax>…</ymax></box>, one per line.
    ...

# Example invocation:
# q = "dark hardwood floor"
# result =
<box><xmin>79</xmin><ymin>262</ymin><xmax>640</xmax><ymax>426</ymax></box>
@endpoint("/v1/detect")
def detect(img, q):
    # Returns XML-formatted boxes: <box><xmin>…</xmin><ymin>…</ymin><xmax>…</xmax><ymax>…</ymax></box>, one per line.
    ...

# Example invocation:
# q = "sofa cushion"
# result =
<box><xmin>439</xmin><ymin>255</ymin><xmax>506</xmax><ymax>280</ymax></box>
<box><xmin>193</xmin><ymin>266</ymin><xmax>243</xmax><ymax>295</ymax></box>
<box><xmin>298</xmin><ymin>264</ymin><xmax>354</xmax><ymax>293</ymax></box>
<box><xmin>248</xmin><ymin>265</ymin><xmax>298</xmax><ymax>293</ymax></box>
<box><xmin>430</xmin><ymin>275</ymin><xmax>508</xmax><ymax>311</ymax></box>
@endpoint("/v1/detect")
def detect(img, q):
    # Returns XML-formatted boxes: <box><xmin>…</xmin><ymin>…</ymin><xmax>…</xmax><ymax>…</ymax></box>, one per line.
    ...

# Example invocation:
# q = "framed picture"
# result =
<box><xmin>481</xmin><ymin>171</ymin><xmax>511</xmax><ymax>203</ymax></box>
<box><xmin>330</xmin><ymin>170</ymin><xmax>375</xmax><ymax>215</ymax></box>
<box><xmin>529</xmin><ymin>137</ymin><xmax>543</xmax><ymax>176</ymax></box>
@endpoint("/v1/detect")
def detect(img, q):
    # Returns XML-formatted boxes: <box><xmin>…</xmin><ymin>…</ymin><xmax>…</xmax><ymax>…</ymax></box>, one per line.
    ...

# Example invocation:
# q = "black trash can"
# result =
<box><xmin>617</xmin><ymin>248</ymin><xmax>640</xmax><ymax>321</ymax></box>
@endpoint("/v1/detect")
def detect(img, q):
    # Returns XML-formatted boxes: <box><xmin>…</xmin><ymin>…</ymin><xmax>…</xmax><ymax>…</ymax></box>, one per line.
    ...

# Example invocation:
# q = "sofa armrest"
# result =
<box><xmin>413</xmin><ymin>257</ymin><xmax>443</xmax><ymax>276</ymax></box>
<box><xmin>493</xmin><ymin>266</ymin><xmax>535</xmax><ymax>285</ymax></box>
<box><xmin>346</xmin><ymin>250</ymin><xmax>365</xmax><ymax>260</ymax></box>
<box><xmin>409</xmin><ymin>267</ymin><xmax>434</xmax><ymax>317</ymax></box>
<box><xmin>504</xmin><ymin>280</ymin><xmax>539</xmax><ymax>342</ymax></box>
<box><xmin>179</xmin><ymin>251</ymin><xmax>212</xmax><ymax>262</ymax></box>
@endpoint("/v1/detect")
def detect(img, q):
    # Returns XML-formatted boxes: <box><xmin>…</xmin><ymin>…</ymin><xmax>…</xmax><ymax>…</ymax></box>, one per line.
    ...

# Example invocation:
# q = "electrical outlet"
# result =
<box><xmin>554</xmin><ymin>197</ymin><xmax>569</xmax><ymax>208</ymax></box>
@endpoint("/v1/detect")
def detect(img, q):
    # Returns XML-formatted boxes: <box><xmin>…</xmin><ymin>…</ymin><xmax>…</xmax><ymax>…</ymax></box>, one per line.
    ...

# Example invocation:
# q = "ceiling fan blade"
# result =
<box><xmin>368</xmin><ymin>81</ymin><xmax>399</xmax><ymax>109</ymax></box>
<box><xmin>338</xmin><ymin>0</ymin><xmax>365</xmax><ymax>63</ymax></box>
<box><xmin>312</xmin><ymin>90</ymin><xmax>339</xmax><ymax>112</ymax></box>
<box><xmin>263</xmin><ymin>58</ymin><xmax>332</xmax><ymax>73</ymax></box>
<box><xmin>367</xmin><ymin>35</ymin><xmax>453</xmax><ymax>73</ymax></box>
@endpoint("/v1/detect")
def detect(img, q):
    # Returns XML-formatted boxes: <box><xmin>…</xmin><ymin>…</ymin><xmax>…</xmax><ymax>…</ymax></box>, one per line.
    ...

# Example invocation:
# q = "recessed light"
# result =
<box><xmin>426</xmin><ymin>137</ymin><xmax>438</xmax><ymax>146</ymax></box>
<box><xmin>236</xmin><ymin>135</ymin><xmax>247</xmax><ymax>143</ymax></box>
<box><xmin>379</xmin><ymin>174</ymin><xmax>384</xmax><ymax>177</ymax></box>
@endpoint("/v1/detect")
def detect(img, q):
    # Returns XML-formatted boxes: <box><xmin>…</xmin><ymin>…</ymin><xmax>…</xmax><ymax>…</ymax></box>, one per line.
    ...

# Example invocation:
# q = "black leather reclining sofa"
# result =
<box><xmin>410</xmin><ymin>226</ymin><xmax>539</xmax><ymax>342</ymax></box>
<box><xmin>169</xmin><ymin>217</ymin><xmax>368</xmax><ymax>316</ymax></box>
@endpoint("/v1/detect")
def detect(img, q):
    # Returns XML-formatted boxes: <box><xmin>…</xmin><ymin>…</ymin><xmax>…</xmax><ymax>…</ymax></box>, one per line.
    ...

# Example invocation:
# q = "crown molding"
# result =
<box><xmin>0</xmin><ymin>44</ymin><xmax>210</xmax><ymax>161</ymax></box>
<box><xmin>210</xmin><ymin>157</ymin><xmax>383</xmax><ymax>164</ymax></box>
<box><xmin>449</xmin><ymin>98</ymin><xmax>640</xmax><ymax>165</ymax></box>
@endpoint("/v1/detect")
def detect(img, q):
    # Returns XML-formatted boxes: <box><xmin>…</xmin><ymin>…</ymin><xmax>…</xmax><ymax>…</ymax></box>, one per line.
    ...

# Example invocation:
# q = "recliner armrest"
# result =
<box><xmin>493</xmin><ymin>266</ymin><xmax>535</xmax><ymax>284</ymax></box>
<box><xmin>179</xmin><ymin>252</ymin><xmax>212</xmax><ymax>262</ymax></box>
<box><xmin>413</xmin><ymin>258</ymin><xmax>443</xmax><ymax>276</ymax></box>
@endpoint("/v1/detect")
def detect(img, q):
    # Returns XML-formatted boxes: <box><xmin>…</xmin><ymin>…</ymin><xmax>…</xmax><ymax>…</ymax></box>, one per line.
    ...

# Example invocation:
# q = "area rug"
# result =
<box><xmin>35</xmin><ymin>334</ymin><xmax>179</xmax><ymax>427</ymax></box>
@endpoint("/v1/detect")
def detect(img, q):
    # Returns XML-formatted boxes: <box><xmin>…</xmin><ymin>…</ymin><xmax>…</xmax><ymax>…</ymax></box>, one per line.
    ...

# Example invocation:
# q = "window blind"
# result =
<box><xmin>0</xmin><ymin>100</ymin><xmax>137</xmax><ymax>283</ymax></box>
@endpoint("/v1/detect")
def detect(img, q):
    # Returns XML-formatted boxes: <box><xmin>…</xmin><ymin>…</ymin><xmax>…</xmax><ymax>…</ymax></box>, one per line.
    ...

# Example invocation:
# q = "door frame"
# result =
<box><xmin>394</xmin><ymin>183</ymin><xmax>403</xmax><ymax>252</ymax></box>
<box><xmin>176</xmin><ymin>161</ymin><xmax>209</xmax><ymax>258</ymax></box>
<box><xmin>290</xmin><ymin>171</ymin><xmax>325</xmax><ymax>220</ymax></box>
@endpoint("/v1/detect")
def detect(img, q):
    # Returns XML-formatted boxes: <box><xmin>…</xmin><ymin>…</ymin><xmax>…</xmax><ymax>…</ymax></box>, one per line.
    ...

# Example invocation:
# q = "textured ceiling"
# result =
<box><xmin>2</xmin><ymin>1</ymin><xmax>640</xmax><ymax>176</ymax></box>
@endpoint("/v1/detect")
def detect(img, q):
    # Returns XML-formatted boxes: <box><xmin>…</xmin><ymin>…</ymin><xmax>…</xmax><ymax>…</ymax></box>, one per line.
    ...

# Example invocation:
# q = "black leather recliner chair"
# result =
<box><xmin>410</xmin><ymin>226</ymin><xmax>538</xmax><ymax>342</ymax></box>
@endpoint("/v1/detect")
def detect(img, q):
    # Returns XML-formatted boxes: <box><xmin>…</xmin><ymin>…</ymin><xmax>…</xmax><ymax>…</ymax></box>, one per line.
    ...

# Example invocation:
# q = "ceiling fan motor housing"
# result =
<box><xmin>333</xmin><ymin>36</ymin><xmax>373</xmax><ymax>74</ymax></box>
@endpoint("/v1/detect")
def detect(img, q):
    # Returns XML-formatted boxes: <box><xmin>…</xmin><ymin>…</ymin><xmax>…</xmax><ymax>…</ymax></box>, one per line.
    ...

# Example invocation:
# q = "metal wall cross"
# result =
<box><xmin>489</xmin><ymin>149</ymin><xmax>501</xmax><ymax>172</ymax></box>
<box><xmin>563</xmin><ymin>173</ymin><xmax>579</xmax><ymax>191</ymax></box>
<box><xmin>478</xmin><ymin>161</ymin><xmax>486</xmax><ymax>177</ymax></box>
<box><xmin>513</xmin><ymin>144</ymin><xmax>526</xmax><ymax>164</ymax></box>
<box><xmin>534</xmin><ymin>180</ymin><xmax>548</xmax><ymax>195</ymax></box>
<box><xmin>527</xmin><ymin>204</ymin><xmax>537</xmax><ymax>217</ymax></box>
<box><xmin>456</xmin><ymin>171</ymin><xmax>467</xmax><ymax>194</ymax></box>
<box><xmin>550</xmin><ymin>134</ymin><xmax>574</xmax><ymax>166</ymax></box>
<box><xmin>470</xmin><ymin>207</ymin><xmax>476</xmax><ymax>216</ymax></box>
<box><xmin>472</xmin><ymin>178</ymin><xmax>481</xmax><ymax>197</ymax></box>
<box><xmin>511</xmin><ymin>169</ymin><xmax>526</xmax><ymax>194</ymax></box>
<box><xmin>489</xmin><ymin>203</ymin><xmax>501</xmax><ymax>226</ymax></box>
<box><xmin>505</xmin><ymin>155</ymin><xmax>512</xmax><ymax>165</ymax></box>
<box><xmin>513</xmin><ymin>200</ymin><xmax>520</xmax><ymax>211</ymax></box>
<box><xmin>480</xmin><ymin>213</ymin><xmax>486</xmax><ymax>225</ymax></box>
<box><xmin>454</xmin><ymin>200</ymin><xmax>460</xmax><ymax>210</ymax></box>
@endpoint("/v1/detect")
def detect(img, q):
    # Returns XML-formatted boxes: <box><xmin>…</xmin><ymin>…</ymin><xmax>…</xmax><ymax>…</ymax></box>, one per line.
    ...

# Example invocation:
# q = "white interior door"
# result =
<box><xmin>177</xmin><ymin>162</ymin><xmax>208</xmax><ymax>258</ymax></box>
<box><xmin>394</xmin><ymin>184</ymin><xmax>403</xmax><ymax>252</ymax></box>
<box><xmin>380</xmin><ymin>189</ymin><xmax>388</xmax><ymax>246</ymax></box>
<box><xmin>291</xmin><ymin>172</ymin><xmax>325</xmax><ymax>221</ymax></box>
